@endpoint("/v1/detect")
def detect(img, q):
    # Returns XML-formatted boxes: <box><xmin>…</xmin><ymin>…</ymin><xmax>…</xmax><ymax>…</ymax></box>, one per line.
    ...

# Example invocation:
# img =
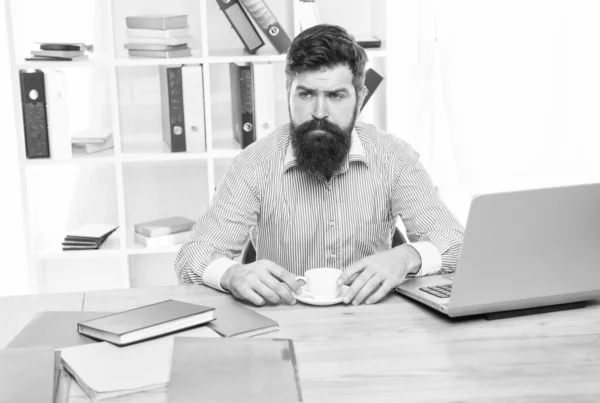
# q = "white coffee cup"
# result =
<box><xmin>296</xmin><ymin>268</ymin><xmax>343</xmax><ymax>299</ymax></box>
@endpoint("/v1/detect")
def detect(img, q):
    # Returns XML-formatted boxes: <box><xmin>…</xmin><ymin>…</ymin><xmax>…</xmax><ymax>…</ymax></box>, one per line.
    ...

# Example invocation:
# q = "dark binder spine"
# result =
<box><xmin>361</xmin><ymin>68</ymin><xmax>384</xmax><ymax>111</ymax></box>
<box><xmin>229</xmin><ymin>63</ymin><xmax>256</xmax><ymax>149</ymax></box>
<box><xmin>19</xmin><ymin>69</ymin><xmax>50</xmax><ymax>159</ymax></box>
<box><xmin>166</xmin><ymin>67</ymin><xmax>186</xmax><ymax>152</ymax></box>
<box><xmin>239</xmin><ymin>65</ymin><xmax>255</xmax><ymax>148</ymax></box>
<box><xmin>240</xmin><ymin>0</ymin><xmax>292</xmax><ymax>54</ymax></box>
<box><xmin>215</xmin><ymin>0</ymin><xmax>265</xmax><ymax>54</ymax></box>
<box><xmin>230</xmin><ymin>63</ymin><xmax>242</xmax><ymax>147</ymax></box>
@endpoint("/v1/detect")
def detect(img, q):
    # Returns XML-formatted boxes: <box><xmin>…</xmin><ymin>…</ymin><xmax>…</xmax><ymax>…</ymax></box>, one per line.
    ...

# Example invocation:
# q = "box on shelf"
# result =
<box><xmin>133</xmin><ymin>216</ymin><xmax>195</xmax><ymax>247</ymax></box>
<box><xmin>134</xmin><ymin>216</ymin><xmax>195</xmax><ymax>238</ymax></box>
<box><xmin>71</xmin><ymin>130</ymin><xmax>114</xmax><ymax>155</ymax></box>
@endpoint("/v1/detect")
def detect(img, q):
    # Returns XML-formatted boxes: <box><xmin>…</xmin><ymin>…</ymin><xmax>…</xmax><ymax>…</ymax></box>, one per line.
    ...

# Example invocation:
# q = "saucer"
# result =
<box><xmin>294</xmin><ymin>285</ymin><xmax>349</xmax><ymax>306</ymax></box>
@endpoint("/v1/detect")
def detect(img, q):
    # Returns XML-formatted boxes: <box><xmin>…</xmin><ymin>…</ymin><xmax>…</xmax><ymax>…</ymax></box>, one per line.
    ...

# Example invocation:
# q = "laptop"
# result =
<box><xmin>395</xmin><ymin>183</ymin><xmax>600</xmax><ymax>317</ymax></box>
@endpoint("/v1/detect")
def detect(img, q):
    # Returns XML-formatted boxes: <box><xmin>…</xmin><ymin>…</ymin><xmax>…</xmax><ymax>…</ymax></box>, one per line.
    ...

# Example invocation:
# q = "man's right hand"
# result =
<box><xmin>220</xmin><ymin>260</ymin><xmax>302</xmax><ymax>306</ymax></box>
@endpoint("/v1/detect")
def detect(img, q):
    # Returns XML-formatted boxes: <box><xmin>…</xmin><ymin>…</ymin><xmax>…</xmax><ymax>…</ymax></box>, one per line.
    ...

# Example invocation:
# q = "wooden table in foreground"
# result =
<box><xmin>1</xmin><ymin>285</ymin><xmax>600</xmax><ymax>403</ymax></box>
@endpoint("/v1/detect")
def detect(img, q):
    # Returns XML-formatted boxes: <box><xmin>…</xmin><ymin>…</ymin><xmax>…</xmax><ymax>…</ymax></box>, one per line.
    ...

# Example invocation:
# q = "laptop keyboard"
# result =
<box><xmin>419</xmin><ymin>284</ymin><xmax>452</xmax><ymax>299</ymax></box>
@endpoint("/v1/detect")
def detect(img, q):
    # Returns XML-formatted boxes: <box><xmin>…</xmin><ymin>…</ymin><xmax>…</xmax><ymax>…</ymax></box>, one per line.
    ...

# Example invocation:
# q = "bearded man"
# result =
<box><xmin>175</xmin><ymin>24</ymin><xmax>464</xmax><ymax>306</ymax></box>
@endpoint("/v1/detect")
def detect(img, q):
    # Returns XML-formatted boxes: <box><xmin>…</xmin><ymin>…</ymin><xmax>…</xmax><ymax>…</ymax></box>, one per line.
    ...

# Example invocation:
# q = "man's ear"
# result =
<box><xmin>357</xmin><ymin>85</ymin><xmax>369</xmax><ymax>111</ymax></box>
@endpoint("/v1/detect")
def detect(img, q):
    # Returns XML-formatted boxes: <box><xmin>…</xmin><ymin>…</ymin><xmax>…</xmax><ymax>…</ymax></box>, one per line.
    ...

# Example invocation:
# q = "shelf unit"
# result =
<box><xmin>5</xmin><ymin>0</ymin><xmax>392</xmax><ymax>294</ymax></box>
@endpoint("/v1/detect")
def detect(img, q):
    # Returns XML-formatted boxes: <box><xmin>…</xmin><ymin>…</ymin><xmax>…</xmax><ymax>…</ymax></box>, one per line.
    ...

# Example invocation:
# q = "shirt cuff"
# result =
<box><xmin>408</xmin><ymin>242</ymin><xmax>442</xmax><ymax>276</ymax></box>
<box><xmin>202</xmin><ymin>258</ymin><xmax>237</xmax><ymax>293</ymax></box>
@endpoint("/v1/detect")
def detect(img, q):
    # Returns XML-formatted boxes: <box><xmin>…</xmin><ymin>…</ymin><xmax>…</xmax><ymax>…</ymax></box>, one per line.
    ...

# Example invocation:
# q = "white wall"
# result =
<box><xmin>0</xmin><ymin>2</ymin><xmax>29</xmax><ymax>297</ymax></box>
<box><xmin>388</xmin><ymin>0</ymin><xmax>600</xmax><ymax>224</ymax></box>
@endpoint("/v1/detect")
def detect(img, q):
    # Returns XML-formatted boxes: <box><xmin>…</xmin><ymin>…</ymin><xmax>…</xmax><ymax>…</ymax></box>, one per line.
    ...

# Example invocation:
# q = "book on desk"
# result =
<box><xmin>168</xmin><ymin>337</ymin><xmax>303</xmax><ymax>403</ymax></box>
<box><xmin>77</xmin><ymin>299</ymin><xmax>216</xmax><ymax>346</ymax></box>
<box><xmin>207</xmin><ymin>300</ymin><xmax>280</xmax><ymax>337</ymax></box>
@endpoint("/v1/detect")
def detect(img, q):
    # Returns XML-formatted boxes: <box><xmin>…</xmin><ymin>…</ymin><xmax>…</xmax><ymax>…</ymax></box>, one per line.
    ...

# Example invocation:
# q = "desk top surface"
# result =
<box><xmin>1</xmin><ymin>285</ymin><xmax>599</xmax><ymax>403</ymax></box>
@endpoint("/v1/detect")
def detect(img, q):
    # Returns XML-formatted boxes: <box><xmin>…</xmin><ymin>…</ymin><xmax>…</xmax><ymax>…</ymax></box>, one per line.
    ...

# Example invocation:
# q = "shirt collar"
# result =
<box><xmin>282</xmin><ymin>128</ymin><xmax>368</xmax><ymax>174</ymax></box>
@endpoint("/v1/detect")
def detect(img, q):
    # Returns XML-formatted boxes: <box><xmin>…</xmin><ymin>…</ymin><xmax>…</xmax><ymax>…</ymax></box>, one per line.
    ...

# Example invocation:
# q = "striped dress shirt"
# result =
<box><xmin>175</xmin><ymin>122</ymin><xmax>464</xmax><ymax>291</ymax></box>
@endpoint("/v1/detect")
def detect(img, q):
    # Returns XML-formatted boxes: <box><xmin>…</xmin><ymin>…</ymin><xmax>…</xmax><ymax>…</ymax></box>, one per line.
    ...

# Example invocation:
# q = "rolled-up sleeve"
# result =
<box><xmin>390</xmin><ymin>140</ymin><xmax>464</xmax><ymax>275</ymax></box>
<box><xmin>174</xmin><ymin>155</ymin><xmax>260</xmax><ymax>286</ymax></box>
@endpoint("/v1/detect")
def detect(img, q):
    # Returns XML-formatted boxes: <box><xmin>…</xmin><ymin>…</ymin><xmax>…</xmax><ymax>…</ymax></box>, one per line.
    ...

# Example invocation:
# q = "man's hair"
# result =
<box><xmin>285</xmin><ymin>24</ymin><xmax>368</xmax><ymax>94</ymax></box>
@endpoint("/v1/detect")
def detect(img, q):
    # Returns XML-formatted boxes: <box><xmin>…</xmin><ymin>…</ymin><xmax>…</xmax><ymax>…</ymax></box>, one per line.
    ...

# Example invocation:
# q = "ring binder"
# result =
<box><xmin>215</xmin><ymin>0</ymin><xmax>265</xmax><ymax>54</ymax></box>
<box><xmin>19</xmin><ymin>69</ymin><xmax>50</xmax><ymax>159</ymax></box>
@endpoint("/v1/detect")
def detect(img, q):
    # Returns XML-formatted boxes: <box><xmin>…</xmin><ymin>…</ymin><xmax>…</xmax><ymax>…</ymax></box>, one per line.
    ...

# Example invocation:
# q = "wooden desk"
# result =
<box><xmin>1</xmin><ymin>285</ymin><xmax>600</xmax><ymax>402</ymax></box>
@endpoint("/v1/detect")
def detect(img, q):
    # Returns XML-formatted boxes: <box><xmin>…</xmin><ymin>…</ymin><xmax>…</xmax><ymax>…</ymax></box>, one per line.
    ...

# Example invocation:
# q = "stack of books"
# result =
<box><xmin>62</xmin><ymin>224</ymin><xmax>118</xmax><ymax>251</ymax></box>
<box><xmin>134</xmin><ymin>216</ymin><xmax>195</xmax><ymax>247</ymax></box>
<box><xmin>26</xmin><ymin>42</ymin><xmax>93</xmax><ymax>62</ymax></box>
<box><xmin>71</xmin><ymin>130</ymin><xmax>114</xmax><ymax>155</ymax></box>
<box><xmin>124</xmin><ymin>15</ymin><xmax>192</xmax><ymax>58</ymax></box>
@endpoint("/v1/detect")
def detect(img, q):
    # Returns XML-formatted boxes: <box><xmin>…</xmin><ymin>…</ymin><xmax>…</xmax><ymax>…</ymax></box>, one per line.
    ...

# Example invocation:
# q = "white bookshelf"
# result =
<box><xmin>5</xmin><ymin>0</ymin><xmax>393</xmax><ymax>294</ymax></box>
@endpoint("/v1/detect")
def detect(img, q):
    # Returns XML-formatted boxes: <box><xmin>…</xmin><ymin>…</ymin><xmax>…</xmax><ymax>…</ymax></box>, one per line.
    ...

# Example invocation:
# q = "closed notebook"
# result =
<box><xmin>63</xmin><ymin>224</ymin><xmax>116</xmax><ymax>251</ymax></box>
<box><xmin>125</xmin><ymin>15</ymin><xmax>188</xmax><ymax>30</ymax></box>
<box><xmin>124</xmin><ymin>43</ymin><xmax>189</xmax><ymax>51</ymax></box>
<box><xmin>77</xmin><ymin>299</ymin><xmax>215</xmax><ymax>346</ymax></box>
<box><xmin>35</xmin><ymin>42</ymin><xmax>93</xmax><ymax>52</ymax></box>
<box><xmin>25</xmin><ymin>54</ymin><xmax>89</xmax><ymax>61</ymax></box>
<box><xmin>128</xmin><ymin>48</ymin><xmax>192</xmax><ymax>58</ymax></box>
<box><xmin>0</xmin><ymin>346</ymin><xmax>56</xmax><ymax>403</ymax></box>
<box><xmin>207</xmin><ymin>301</ymin><xmax>280</xmax><ymax>337</ymax></box>
<box><xmin>168</xmin><ymin>337</ymin><xmax>303</xmax><ymax>403</ymax></box>
<box><xmin>71</xmin><ymin>129</ymin><xmax>113</xmax><ymax>144</ymax></box>
<box><xmin>122</xmin><ymin>35</ymin><xmax>192</xmax><ymax>46</ymax></box>
<box><xmin>126</xmin><ymin>27</ymin><xmax>190</xmax><ymax>39</ymax></box>
<box><xmin>72</xmin><ymin>135</ymin><xmax>114</xmax><ymax>155</ymax></box>
<box><xmin>31</xmin><ymin>49</ymin><xmax>85</xmax><ymax>58</ymax></box>
<box><xmin>65</xmin><ymin>224</ymin><xmax>118</xmax><ymax>241</ymax></box>
<box><xmin>61</xmin><ymin>327</ymin><xmax>220</xmax><ymax>401</ymax></box>
<box><xmin>134</xmin><ymin>216</ymin><xmax>195</xmax><ymax>237</ymax></box>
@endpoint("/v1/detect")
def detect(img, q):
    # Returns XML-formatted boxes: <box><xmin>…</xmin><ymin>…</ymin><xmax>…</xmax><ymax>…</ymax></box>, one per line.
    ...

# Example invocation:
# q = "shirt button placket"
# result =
<box><xmin>326</xmin><ymin>182</ymin><xmax>336</xmax><ymax>265</ymax></box>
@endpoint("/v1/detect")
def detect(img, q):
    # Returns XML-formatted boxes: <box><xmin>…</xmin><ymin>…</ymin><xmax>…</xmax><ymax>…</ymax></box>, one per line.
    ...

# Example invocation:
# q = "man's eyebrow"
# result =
<box><xmin>295</xmin><ymin>85</ymin><xmax>316</xmax><ymax>92</ymax></box>
<box><xmin>295</xmin><ymin>85</ymin><xmax>350</xmax><ymax>94</ymax></box>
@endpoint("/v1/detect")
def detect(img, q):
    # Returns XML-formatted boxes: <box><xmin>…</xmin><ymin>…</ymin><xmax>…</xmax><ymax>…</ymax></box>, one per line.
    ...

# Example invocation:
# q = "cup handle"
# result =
<box><xmin>295</xmin><ymin>276</ymin><xmax>310</xmax><ymax>295</ymax></box>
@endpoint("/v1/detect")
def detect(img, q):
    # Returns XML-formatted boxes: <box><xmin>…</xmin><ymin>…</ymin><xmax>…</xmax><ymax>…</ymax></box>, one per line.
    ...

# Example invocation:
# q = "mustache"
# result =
<box><xmin>294</xmin><ymin>118</ymin><xmax>345</xmax><ymax>136</ymax></box>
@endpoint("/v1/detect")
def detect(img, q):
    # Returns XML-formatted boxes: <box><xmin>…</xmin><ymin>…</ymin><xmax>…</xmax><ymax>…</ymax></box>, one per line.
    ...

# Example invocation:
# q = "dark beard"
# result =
<box><xmin>290</xmin><ymin>112</ymin><xmax>356</xmax><ymax>180</ymax></box>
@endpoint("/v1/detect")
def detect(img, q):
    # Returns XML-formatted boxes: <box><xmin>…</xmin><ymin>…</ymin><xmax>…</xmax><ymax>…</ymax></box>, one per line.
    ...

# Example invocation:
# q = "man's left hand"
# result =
<box><xmin>337</xmin><ymin>244</ymin><xmax>422</xmax><ymax>305</ymax></box>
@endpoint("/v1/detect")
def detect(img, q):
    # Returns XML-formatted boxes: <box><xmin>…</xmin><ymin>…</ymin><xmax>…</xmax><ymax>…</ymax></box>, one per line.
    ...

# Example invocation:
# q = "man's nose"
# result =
<box><xmin>312</xmin><ymin>95</ymin><xmax>328</xmax><ymax>120</ymax></box>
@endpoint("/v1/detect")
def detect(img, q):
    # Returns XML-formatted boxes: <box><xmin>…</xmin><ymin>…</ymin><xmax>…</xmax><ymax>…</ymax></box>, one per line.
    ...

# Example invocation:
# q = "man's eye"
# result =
<box><xmin>299</xmin><ymin>92</ymin><xmax>312</xmax><ymax>99</ymax></box>
<box><xmin>329</xmin><ymin>93</ymin><xmax>343</xmax><ymax>100</ymax></box>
